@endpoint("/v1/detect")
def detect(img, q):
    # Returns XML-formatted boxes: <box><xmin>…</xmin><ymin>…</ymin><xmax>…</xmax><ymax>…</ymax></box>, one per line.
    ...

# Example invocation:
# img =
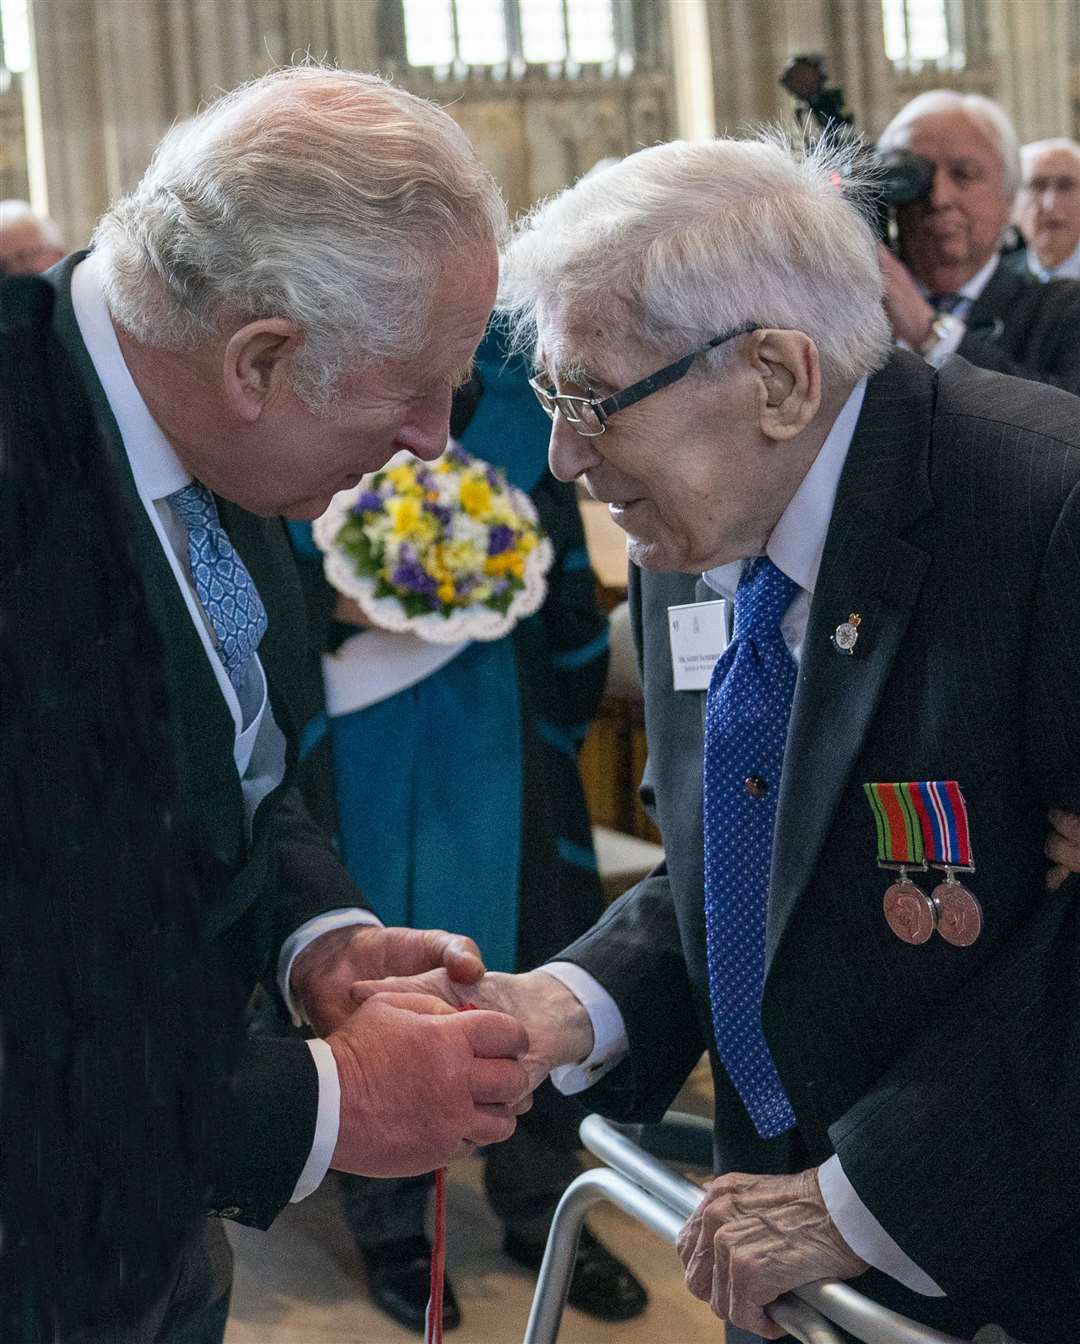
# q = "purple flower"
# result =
<box><xmin>487</xmin><ymin>524</ymin><xmax>515</xmax><ymax>556</ymax></box>
<box><xmin>485</xmin><ymin>467</ymin><xmax>501</xmax><ymax>489</ymax></box>
<box><xmin>445</xmin><ymin>444</ymin><xmax>471</xmax><ymax>468</ymax></box>
<box><xmin>353</xmin><ymin>490</ymin><xmax>383</xmax><ymax>514</ymax></box>
<box><xmin>391</xmin><ymin>557</ymin><xmax>437</xmax><ymax>595</ymax></box>
<box><xmin>423</xmin><ymin>499</ymin><xmax>453</xmax><ymax>527</ymax></box>
<box><xmin>491</xmin><ymin>577</ymin><xmax>510</xmax><ymax>594</ymax></box>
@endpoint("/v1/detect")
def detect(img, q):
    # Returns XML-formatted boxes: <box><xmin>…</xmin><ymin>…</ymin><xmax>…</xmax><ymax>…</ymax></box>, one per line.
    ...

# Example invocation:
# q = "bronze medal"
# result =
<box><xmin>931</xmin><ymin>878</ymin><xmax>983</xmax><ymax>947</ymax></box>
<box><xmin>883</xmin><ymin>880</ymin><xmax>937</xmax><ymax>945</ymax></box>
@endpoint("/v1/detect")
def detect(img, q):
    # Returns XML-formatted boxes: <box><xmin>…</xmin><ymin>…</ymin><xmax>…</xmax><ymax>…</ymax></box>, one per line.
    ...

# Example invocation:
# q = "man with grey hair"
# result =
<box><xmin>10</xmin><ymin>64</ymin><xmax>532</xmax><ymax>1343</ymax></box>
<box><xmin>1013</xmin><ymin>138</ymin><xmax>1080</xmax><ymax>281</ymax></box>
<box><xmin>876</xmin><ymin>89</ymin><xmax>1080</xmax><ymax>394</ymax></box>
<box><xmin>0</xmin><ymin>198</ymin><xmax>65</xmax><ymax>275</ymax></box>
<box><xmin>357</xmin><ymin>133</ymin><xmax>1080</xmax><ymax>1342</ymax></box>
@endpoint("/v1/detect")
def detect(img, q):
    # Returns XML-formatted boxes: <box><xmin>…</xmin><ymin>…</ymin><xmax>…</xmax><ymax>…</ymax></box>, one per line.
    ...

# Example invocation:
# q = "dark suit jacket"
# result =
<box><xmin>953</xmin><ymin>254</ymin><xmax>1080</xmax><ymax>396</ymax></box>
<box><xmin>556</xmin><ymin>352</ymin><xmax>1080</xmax><ymax>1341</ymax></box>
<box><xmin>45</xmin><ymin>255</ymin><xmax>368</xmax><ymax>1229</ymax></box>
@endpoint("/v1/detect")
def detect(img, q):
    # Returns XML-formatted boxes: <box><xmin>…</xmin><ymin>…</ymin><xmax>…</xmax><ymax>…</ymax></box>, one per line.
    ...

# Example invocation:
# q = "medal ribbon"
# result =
<box><xmin>863</xmin><ymin>782</ymin><xmax>926</xmax><ymax>865</ymax></box>
<box><xmin>910</xmin><ymin>780</ymin><xmax>974</xmax><ymax>868</ymax></box>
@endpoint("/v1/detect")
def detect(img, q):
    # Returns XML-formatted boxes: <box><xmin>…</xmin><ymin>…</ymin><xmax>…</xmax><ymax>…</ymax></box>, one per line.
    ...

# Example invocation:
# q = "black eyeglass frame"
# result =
<box><xmin>528</xmin><ymin>322</ymin><xmax>761</xmax><ymax>437</ymax></box>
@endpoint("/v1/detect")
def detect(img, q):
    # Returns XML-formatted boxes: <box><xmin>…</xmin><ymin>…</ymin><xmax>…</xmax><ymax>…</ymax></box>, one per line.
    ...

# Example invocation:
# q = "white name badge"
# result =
<box><xmin>667</xmin><ymin>600</ymin><xmax>730</xmax><ymax>691</ymax></box>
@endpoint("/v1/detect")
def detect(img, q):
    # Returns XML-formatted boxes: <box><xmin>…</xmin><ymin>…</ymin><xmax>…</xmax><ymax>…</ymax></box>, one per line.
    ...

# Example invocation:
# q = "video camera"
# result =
<box><xmin>779</xmin><ymin>53</ymin><xmax>934</xmax><ymax>241</ymax></box>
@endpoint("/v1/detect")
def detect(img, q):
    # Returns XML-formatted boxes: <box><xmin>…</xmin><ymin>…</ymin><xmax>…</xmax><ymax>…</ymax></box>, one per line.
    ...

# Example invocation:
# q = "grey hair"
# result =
<box><xmin>0</xmin><ymin>200</ymin><xmax>62</xmax><ymax>247</ymax></box>
<box><xmin>92</xmin><ymin>65</ymin><xmax>507</xmax><ymax>410</ymax></box>
<box><xmin>1020</xmin><ymin>137</ymin><xmax>1080</xmax><ymax>178</ymax></box>
<box><xmin>498</xmin><ymin>134</ymin><xmax>893</xmax><ymax>389</ymax></box>
<box><xmin>878</xmin><ymin>90</ymin><xmax>1022</xmax><ymax>197</ymax></box>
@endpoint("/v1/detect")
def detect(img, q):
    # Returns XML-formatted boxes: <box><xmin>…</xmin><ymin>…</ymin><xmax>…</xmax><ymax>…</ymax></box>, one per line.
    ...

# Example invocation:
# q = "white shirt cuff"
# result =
<box><xmin>289</xmin><ymin>1038</ymin><xmax>340</xmax><ymax>1203</ymax></box>
<box><xmin>817</xmin><ymin>1154</ymin><xmax>945</xmax><ymax>1297</ymax></box>
<box><xmin>921</xmin><ymin>314</ymin><xmax>966</xmax><ymax>368</ymax></box>
<box><xmin>277</xmin><ymin>908</ymin><xmax>383</xmax><ymax>1027</ymax></box>
<box><xmin>542</xmin><ymin>962</ymin><xmax>629</xmax><ymax>1095</ymax></box>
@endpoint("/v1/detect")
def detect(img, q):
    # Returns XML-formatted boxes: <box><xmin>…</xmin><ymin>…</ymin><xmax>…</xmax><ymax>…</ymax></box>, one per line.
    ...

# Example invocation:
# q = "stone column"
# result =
<box><xmin>669</xmin><ymin>0</ymin><xmax>715</xmax><ymax>138</ymax></box>
<box><xmin>985</xmin><ymin>0</ymin><xmax>1070</xmax><ymax>141</ymax></box>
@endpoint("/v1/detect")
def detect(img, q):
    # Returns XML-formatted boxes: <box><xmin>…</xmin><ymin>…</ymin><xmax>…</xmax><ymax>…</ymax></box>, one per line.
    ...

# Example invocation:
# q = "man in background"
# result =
<box><xmin>0</xmin><ymin>198</ymin><xmax>65</xmax><ymax>275</ymax></box>
<box><xmin>875</xmin><ymin>89</ymin><xmax>1080</xmax><ymax>394</ymax></box>
<box><xmin>1012</xmin><ymin>138</ymin><xmax>1080</xmax><ymax>281</ymax></box>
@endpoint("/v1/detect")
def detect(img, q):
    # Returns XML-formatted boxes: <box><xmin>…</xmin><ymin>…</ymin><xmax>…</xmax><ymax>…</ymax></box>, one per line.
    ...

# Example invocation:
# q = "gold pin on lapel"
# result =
<box><xmin>832</xmin><ymin>612</ymin><xmax>861</xmax><ymax>655</ymax></box>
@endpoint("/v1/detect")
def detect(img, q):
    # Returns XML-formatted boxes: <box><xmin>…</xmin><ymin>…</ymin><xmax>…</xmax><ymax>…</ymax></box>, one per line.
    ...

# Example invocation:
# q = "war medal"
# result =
<box><xmin>864</xmin><ymin>782</ymin><xmax>936</xmax><ymax>944</ymax></box>
<box><xmin>910</xmin><ymin>780</ymin><xmax>982</xmax><ymax>947</ymax></box>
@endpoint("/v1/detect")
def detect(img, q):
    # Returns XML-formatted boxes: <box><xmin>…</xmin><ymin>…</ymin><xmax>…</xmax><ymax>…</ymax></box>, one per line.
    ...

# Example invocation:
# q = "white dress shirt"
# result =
<box><xmin>70</xmin><ymin>253</ymin><xmax>376</xmax><ymax>1203</ymax></box>
<box><xmin>1026</xmin><ymin>239</ymin><xmax>1080</xmax><ymax>282</ymax></box>
<box><xmin>547</xmin><ymin>378</ymin><xmax>944</xmax><ymax>1298</ymax></box>
<box><xmin>912</xmin><ymin>252</ymin><xmax>1000</xmax><ymax>369</ymax></box>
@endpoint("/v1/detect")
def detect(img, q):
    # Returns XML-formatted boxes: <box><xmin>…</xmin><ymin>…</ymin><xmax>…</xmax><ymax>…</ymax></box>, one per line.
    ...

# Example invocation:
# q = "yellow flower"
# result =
<box><xmin>517</xmin><ymin>530</ymin><xmax>537</xmax><ymax>554</ymax></box>
<box><xmin>460</xmin><ymin>476</ymin><xmax>493</xmax><ymax>518</ymax></box>
<box><xmin>386</xmin><ymin>495</ymin><xmax>423</xmax><ymax>537</ymax></box>
<box><xmin>437</xmin><ymin>580</ymin><xmax>456</xmax><ymax>604</ymax></box>
<box><xmin>386</xmin><ymin>464</ymin><xmax>421</xmax><ymax>494</ymax></box>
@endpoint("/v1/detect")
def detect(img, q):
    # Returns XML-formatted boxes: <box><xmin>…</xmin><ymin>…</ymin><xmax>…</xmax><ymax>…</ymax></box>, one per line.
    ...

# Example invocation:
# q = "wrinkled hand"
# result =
<box><xmin>878</xmin><ymin>244</ymin><xmax>936</xmax><ymax>348</ymax></box>
<box><xmin>1046</xmin><ymin>808</ymin><xmax>1080</xmax><ymax>893</ymax></box>
<box><xmin>677</xmin><ymin>1169</ymin><xmax>868</xmax><ymax>1338</ymax></box>
<box><xmin>328</xmin><ymin>992</ymin><xmax>531</xmax><ymax>1177</ymax></box>
<box><xmin>351</xmin><ymin>967</ymin><xmax>594</xmax><ymax>1091</ymax></box>
<box><xmin>291</xmin><ymin>925</ymin><xmax>485</xmax><ymax>1037</ymax></box>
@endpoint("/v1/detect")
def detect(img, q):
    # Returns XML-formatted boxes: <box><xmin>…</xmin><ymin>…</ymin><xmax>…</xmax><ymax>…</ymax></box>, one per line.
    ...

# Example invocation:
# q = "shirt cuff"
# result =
<box><xmin>542</xmin><ymin>961</ymin><xmax>629</xmax><ymax>1095</ymax></box>
<box><xmin>817</xmin><ymin>1154</ymin><xmax>945</xmax><ymax>1297</ymax></box>
<box><xmin>289</xmin><ymin>1038</ymin><xmax>340</xmax><ymax>1203</ymax></box>
<box><xmin>277</xmin><ymin>908</ymin><xmax>383</xmax><ymax>1027</ymax></box>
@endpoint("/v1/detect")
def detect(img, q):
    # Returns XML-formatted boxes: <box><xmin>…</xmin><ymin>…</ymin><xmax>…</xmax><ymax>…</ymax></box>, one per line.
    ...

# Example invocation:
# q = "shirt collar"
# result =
<box><xmin>702</xmin><ymin>377</ymin><xmax>868</xmax><ymax>602</ymax></box>
<box><xmin>1028</xmin><ymin>239</ymin><xmax>1080</xmax><ymax>282</ymax></box>
<box><xmin>957</xmin><ymin>251</ymin><xmax>1000</xmax><ymax>302</ymax></box>
<box><xmin>70</xmin><ymin>252</ymin><xmax>192</xmax><ymax>502</ymax></box>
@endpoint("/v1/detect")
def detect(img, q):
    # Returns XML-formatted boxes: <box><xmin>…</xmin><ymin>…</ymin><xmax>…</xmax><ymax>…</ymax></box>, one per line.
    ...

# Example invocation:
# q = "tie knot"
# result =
<box><xmin>929</xmin><ymin>292</ymin><xmax>964</xmax><ymax>314</ymax></box>
<box><xmin>167</xmin><ymin>481</ymin><xmax>218</xmax><ymax>530</ymax></box>
<box><xmin>732</xmin><ymin>557</ymin><xmax>798</xmax><ymax>641</ymax></box>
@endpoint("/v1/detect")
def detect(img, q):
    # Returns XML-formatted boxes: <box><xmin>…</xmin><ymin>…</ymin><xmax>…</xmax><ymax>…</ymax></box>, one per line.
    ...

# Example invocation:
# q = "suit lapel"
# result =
<box><xmin>46</xmin><ymin>256</ymin><xmax>244</xmax><ymax>864</ymax></box>
<box><xmin>964</xmin><ymin>260</ymin><xmax>1022</xmax><ymax>341</ymax></box>
<box><xmin>765</xmin><ymin>354</ymin><xmax>935</xmax><ymax>976</ymax></box>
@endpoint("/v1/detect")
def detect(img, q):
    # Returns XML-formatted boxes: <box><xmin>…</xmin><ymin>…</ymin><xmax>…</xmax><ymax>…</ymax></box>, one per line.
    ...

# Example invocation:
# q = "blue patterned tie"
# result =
<box><xmin>703</xmin><ymin>556</ymin><xmax>799</xmax><ymax>1138</ymax></box>
<box><xmin>167</xmin><ymin>482</ymin><xmax>268</xmax><ymax>693</ymax></box>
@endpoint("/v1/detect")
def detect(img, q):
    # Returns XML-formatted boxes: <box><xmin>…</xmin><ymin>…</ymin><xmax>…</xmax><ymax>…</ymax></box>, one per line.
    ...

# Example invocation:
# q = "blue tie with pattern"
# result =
<box><xmin>167</xmin><ymin>482</ymin><xmax>268</xmax><ymax>693</ymax></box>
<box><xmin>703</xmin><ymin>556</ymin><xmax>799</xmax><ymax>1138</ymax></box>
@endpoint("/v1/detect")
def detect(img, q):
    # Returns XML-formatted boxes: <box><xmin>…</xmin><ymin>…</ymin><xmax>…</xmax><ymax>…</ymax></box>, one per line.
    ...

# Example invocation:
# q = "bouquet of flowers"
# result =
<box><xmin>312</xmin><ymin>445</ymin><xmax>554</xmax><ymax>644</ymax></box>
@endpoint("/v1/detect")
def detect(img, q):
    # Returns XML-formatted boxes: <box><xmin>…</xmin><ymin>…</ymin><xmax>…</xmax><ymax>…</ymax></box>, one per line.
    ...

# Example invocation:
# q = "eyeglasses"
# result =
<box><xmin>528</xmin><ymin>323</ymin><xmax>760</xmax><ymax>437</ymax></box>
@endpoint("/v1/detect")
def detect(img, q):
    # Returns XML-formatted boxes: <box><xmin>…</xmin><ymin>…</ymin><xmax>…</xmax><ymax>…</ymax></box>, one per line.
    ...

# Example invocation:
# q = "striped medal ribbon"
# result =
<box><xmin>864</xmin><ymin>781</ymin><xmax>981</xmax><ymax>946</ymax></box>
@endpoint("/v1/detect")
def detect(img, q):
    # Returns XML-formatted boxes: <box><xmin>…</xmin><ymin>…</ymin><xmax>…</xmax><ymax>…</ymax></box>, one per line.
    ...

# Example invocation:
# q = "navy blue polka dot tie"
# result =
<box><xmin>167</xmin><ymin>482</ymin><xmax>268</xmax><ymax>694</ymax></box>
<box><xmin>703</xmin><ymin>556</ymin><xmax>798</xmax><ymax>1138</ymax></box>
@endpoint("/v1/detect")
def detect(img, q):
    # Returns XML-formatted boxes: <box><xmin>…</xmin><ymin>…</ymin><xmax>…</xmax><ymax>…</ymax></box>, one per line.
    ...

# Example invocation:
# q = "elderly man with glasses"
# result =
<box><xmin>359</xmin><ymin>133</ymin><xmax>1080</xmax><ymax>1344</ymax></box>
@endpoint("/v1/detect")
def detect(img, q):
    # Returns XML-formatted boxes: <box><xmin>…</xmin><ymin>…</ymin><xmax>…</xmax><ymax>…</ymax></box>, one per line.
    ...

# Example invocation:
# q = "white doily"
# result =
<box><xmin>313</xmin><ymin>480</ymin><xmax>554</xmax><ymax>644</ymax></box>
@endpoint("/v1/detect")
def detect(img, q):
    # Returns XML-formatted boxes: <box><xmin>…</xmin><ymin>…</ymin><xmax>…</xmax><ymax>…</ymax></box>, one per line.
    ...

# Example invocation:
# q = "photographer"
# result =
<box><xmin>877</xmin><ymin>90</ymin><xmax>1080</xmax><ymax>393</ymax></box>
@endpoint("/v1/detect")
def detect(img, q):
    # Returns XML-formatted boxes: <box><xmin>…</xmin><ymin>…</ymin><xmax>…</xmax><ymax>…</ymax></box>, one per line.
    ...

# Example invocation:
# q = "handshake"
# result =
<box><xmin>288</xmin><ymin>923</ymin><xmax>593</xmax><ymax>1178</ymax></box>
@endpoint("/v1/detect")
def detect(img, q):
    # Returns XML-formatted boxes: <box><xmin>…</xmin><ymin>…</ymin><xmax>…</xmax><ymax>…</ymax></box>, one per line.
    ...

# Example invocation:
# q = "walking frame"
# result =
<box><xmin>522</xmin><ymin>1112</ymin><xmax>1027</xmax><ymax>1344</ymax></box>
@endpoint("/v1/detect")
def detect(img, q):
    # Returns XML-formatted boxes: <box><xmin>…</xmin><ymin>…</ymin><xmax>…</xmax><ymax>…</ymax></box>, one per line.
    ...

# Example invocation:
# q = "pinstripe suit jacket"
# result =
<box><xmin>556</xmin><ymin>351</ymin><xmax>1080</xmax><ymax>1341</ymax></box>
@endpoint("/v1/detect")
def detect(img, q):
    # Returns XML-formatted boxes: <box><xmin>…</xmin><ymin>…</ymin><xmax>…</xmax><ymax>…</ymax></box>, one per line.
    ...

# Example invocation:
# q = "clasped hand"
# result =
<box><xmin>677</xmin><ymin>1169</ymin><xmax>868</xmax><ymax>1337</ymax></box>
<box><xmin>289</xmin><ymin>926</ymin><xmax>533</xmax><ymax>1178</ymax></box>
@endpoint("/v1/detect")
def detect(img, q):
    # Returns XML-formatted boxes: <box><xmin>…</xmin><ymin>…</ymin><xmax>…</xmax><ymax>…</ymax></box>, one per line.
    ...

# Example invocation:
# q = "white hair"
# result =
<box><xmin>0</xmin><ymin>200</ymin><xmax>62</xmax><ymax>247</ymax></box>
<box><xmin>92</xmin><ymin>65</ymin><xmax>507</xmax><ymax>410</ymax></box>
<box><xmin>1020</xmin><ymin>138</ymin><xmax>1080</xmax><ymax>178</ymax></box>
<box><xmin>499</xmin><ymin>134</ymin><xmax>893</xmax><ymax>389</ymax></box>
<box><xmin>878</xmin><ymin>90</ymin><xmax>1021</xmax><ymax>197</ymax></box>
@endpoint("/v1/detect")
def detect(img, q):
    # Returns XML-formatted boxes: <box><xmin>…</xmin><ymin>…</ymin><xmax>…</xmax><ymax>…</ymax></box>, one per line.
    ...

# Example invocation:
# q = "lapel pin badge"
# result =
<box><xmin>832</xmin><ymin>612</ymin><xmax>861</xmax><ymax>655</ymax></box>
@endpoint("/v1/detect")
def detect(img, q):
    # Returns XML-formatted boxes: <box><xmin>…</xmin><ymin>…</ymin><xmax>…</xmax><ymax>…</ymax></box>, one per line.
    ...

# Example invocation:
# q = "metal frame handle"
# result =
<box><xmin>522</xmin><ymin>1111</ymin><xmax>988</xmax><ymax>1344</ymax></box>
